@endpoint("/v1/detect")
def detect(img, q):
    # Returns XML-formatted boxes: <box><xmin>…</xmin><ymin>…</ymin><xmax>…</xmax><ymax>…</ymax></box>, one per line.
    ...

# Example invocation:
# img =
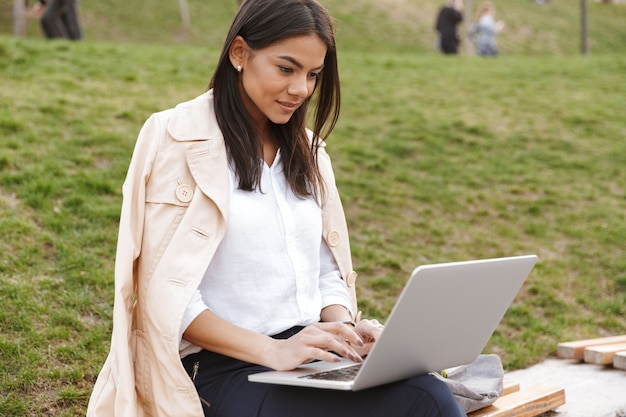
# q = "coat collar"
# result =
<box><xmin>167</xmin><ymin>90</ymin><xmax>230</xmax><ymax>217</ymax></box>
<box><xmin>167</xmin><ymin>90</ymin><xmax>221</xmax><ymax>142</ymax></box>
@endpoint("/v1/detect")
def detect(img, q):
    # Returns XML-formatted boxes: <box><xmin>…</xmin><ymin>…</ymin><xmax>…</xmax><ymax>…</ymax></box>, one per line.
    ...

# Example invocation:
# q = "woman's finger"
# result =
<box><xmin>300</xmin><ymin>324</ymin><xmax>364</xmax><ymax>363</ymax></box>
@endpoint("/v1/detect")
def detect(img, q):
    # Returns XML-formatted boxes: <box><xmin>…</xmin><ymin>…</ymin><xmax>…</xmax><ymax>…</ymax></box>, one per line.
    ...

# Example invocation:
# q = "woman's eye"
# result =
<box><xmin>279</xmin><ymin>66</ymin><xmax>293</xmax><ymax>74</ymax></box>
<box><xmin>309</xmin><ymin>72</ymin><xmax>321</xmax><ymax>79</ymax></box>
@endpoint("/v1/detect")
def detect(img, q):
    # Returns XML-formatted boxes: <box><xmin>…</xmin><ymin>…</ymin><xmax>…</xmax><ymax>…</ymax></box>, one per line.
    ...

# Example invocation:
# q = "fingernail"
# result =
<box><xmin>350</xmin><ymin>353</ymin><xmax>363</xmax><ymax>363</ymax></box>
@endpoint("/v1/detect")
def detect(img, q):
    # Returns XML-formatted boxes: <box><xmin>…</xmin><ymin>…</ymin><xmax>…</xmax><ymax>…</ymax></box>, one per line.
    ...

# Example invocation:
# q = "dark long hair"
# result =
<box><xmin>209</xmin><ymin>0</ymin><xmax>340</xmax><ymax>198</ymax></box>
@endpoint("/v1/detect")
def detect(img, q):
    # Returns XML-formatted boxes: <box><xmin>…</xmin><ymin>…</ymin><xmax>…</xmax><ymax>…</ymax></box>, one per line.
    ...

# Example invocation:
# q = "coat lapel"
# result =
<box><xmin>185</xmin><ymin>139</ymin><xmax>230</xmax><ymax>220</ymax></box>
<box><xmin>167</xmin><ymin>90</ymin><xmax>230</xmax><ymax>219</ymax></box>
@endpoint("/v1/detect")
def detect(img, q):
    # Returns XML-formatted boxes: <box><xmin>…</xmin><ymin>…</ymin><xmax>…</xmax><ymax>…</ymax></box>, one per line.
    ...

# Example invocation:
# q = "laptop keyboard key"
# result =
<box><xmin>298</xmin><ymin>364</ymin><xmax>362</xmax><ymax>381</ymax></box>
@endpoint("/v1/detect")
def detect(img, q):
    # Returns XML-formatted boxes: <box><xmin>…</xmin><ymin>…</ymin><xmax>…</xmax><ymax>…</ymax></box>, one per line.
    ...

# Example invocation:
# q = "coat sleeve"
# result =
<box><xmin>317</xmin><ymin>143</ymin><xmax>359</xmax><ymax>317</ymax></box>
<box><xmin>87</xmin><ymin>113</ymin><xmax>164</xmax><ymax>416</ymax></box>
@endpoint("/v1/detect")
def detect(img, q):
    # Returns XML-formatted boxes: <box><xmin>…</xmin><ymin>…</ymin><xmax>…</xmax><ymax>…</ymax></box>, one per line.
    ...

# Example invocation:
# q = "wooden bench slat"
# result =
<box><xmin>584</xmin><ymin>342</ymin><xmax>626</xmax><ymax>365</ymax></box>
<box><xmin>557</xmin><ymin>335</ymin><xmax>626</xmax><ymax>360</ymax></box>
<box><xmin>468</xmin><ymin>386</ymin><xmax>566</xmax><ymax>417</ymax></box>
<box><xmin>501</xmin><ymin>380</ymin><xmax>520</xmax><ymax>396</ymax></box>
<box><xmin>614</xmin><ymin>351</ymin><xmax>626</xmax><ymax>370</ymax></box>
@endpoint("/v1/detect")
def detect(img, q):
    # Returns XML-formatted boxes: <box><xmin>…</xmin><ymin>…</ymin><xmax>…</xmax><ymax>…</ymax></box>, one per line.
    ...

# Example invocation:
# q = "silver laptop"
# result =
<box><xmin>248</xmin><ymin>255</ymin><xmax>537</xmax><ymax>391</ymax></box>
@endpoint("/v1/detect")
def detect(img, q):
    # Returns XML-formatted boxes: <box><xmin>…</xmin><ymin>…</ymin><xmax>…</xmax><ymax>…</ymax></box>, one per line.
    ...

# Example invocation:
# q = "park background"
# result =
<box><xmin>1</xmin><ymin>0</ymin><xmax>625</xmax><ymax>415</ymax></box>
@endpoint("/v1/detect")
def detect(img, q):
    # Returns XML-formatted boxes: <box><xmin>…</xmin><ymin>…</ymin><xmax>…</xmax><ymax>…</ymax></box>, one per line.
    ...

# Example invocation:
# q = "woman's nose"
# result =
<box><xmin>288</xmin><ymin>75</ymin><xmax>309</xmax><ymax>98</ymax></box>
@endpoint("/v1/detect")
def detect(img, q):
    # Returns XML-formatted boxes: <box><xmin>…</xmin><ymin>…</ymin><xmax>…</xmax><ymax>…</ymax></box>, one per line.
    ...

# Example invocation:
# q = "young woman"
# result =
<box><xmin>87</xmin><ymin>1</ymin><xmax>465</xmax><ymax>416</ymax></box>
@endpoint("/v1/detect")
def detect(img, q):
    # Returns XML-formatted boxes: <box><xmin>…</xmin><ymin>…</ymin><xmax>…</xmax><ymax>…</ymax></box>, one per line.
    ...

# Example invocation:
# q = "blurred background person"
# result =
<box><xmin>435</xmin><ymin>0</ymin><xmax>464</xmax><ymax>54</ymax></box>
<box><xmin>468</xmin><ymin>1</ymin><xmax>504</xmax><ymax>56</ymax></box>
<box><xmin>31</xmin><ymin>0</ymin><xmax>83</xmax><ymax>40</ymax></box>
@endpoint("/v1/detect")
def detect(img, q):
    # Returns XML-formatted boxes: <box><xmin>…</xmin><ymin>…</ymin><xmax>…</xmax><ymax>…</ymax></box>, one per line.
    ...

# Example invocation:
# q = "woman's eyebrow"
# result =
<box><xmin>278</xmin><ymin>55</ymin><xmax>324</xmax><ymax>71</ymax></box>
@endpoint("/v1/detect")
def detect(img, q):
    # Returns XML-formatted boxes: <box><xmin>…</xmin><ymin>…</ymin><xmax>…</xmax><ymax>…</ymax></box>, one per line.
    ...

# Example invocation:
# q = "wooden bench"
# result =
<box><xmin>557</xmin><ymin>334</ymin><xmax>626</xmax><ymax>368</ymax></box>
<box><xmin>557</xmin><ymin>335</ymin><xmax>626</xmax><ymax>361</ymax></box>
<box><xmin>583</xmin><ymin>342</ymin><xmax>626</xmax><ymax>365</ymax></box>
<box><xmin>468</xmin><ymin>380</ymin><xmax>566</xmax><ymax>417</ymax></box>
<box><xmin>614</xmin><ymin>351</ymin><xmax>626</xmax><ymax>370</ymax></box>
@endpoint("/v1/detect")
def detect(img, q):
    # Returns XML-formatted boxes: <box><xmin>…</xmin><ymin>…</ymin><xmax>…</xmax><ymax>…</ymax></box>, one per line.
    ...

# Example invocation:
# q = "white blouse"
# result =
<box><xmin>179</xmin><ymin>150</ymin><xmax>352</xmax><ymax>357</ymax></box>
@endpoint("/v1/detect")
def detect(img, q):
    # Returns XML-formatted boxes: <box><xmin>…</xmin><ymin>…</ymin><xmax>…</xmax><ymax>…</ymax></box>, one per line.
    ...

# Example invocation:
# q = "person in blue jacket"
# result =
<box><xmin>468</xmin><ymin>1</ymin><xmax>505</xmax><ymax>56</ymax></box>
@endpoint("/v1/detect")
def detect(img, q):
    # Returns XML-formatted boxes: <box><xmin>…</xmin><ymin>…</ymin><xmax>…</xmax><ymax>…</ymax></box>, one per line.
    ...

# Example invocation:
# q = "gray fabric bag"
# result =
<box><xmin>432</xmin><ymin>354</ymin><xmax>504</xmax><ymax>413</ymax></box>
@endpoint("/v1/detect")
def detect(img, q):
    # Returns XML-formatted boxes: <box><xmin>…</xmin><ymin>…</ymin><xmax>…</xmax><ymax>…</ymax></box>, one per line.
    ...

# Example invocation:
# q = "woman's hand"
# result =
<box><xmin>352</xmin><ymin>319</ymin><xmax>385</xmax><ymax>356</ymax></box>
<box><xmin>184</xmin><ymin>309</ymin><xmax>384</xmax><ymax>372</ymax></box>
<box><xmin>264</xmin><ymin>322</ymin><xmax>366</xmax><ymax>371</ymax></box>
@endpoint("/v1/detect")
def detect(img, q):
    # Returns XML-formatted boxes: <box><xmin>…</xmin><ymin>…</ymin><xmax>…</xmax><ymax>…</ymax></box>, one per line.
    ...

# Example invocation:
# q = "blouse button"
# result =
<box><xmin>175</xmin><ymin>183</ymin><xmax>194</xmax><ymax>203</ymax></box>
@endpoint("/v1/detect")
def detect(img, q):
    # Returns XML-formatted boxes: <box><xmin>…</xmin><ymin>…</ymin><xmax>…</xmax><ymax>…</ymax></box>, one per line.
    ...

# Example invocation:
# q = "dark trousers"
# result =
<box><xmin>40</xmin><ymin>0</ymin><xmax>82</xmax><ymax>40</ymax></box>
<box><xmin>440</xmin><ymin>38</ymin><xmax>460</xmax><ymax>54</ymax></box>
<box><xmin>181</xmin><ymin>327</ymin><xmax>465</xmax><ymax>417</ymax></box>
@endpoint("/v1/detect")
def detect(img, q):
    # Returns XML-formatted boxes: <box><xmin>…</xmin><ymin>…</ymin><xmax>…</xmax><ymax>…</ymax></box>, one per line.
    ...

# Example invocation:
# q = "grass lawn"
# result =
<box><xmin>0</xmin><ymin>24</ymin><xmax>625</xmax><ymax>417</ymax></box>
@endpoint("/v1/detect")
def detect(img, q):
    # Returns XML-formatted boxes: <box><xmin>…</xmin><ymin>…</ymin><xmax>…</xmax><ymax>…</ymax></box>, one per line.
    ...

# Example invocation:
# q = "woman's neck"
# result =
<box><xmin>260</xmin><ymin>128</ymin><xmax>279</xmax><ymax>166</ymax></box>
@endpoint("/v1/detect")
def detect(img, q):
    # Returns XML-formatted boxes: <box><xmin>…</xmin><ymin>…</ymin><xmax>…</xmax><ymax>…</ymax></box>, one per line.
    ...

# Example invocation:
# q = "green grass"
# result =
<box><xmin>335</xmin><ymin>52</ymin><xmax>626</xmax><ymax>368</ymax></box>
<box><xmin>0</xmin><ymin>0</ymin><xmax>625</xmax><ymax>415</ymax></box>
<box><xmin>0</xmin><ymin>39</ymin><xmax>214</xmax><ymax>415</ymax></box>
<box><xmin>3</xmin><ymin>0</ymin><xmax>626</xmax><ymax>55</ymax></box>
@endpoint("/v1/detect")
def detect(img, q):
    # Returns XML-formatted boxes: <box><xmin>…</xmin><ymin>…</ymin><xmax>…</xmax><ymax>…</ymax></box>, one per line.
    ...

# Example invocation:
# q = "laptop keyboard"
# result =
<box><xmin>298</xmin><ymin>363</ymin><xmax>362</xmax><ymax>381</ymax></box>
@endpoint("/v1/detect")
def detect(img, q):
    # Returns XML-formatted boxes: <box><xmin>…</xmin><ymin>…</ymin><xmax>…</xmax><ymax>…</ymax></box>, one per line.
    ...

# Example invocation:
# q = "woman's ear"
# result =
<box><xmin>229</xmin><ymin>36</ymin><xmax>248</xmax><ymax>71</ymax></box>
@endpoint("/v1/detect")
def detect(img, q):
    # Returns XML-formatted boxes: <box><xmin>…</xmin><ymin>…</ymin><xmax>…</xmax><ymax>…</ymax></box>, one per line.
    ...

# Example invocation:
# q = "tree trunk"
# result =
<box><xmin>179</xmin><ymin>0</ymin><xmax>190</xmax><ymax>31</ymax></box>
<box><xmin>13</xmin><ymin>0</ymin><xmax>26</xmax><ymax>38</ymax></box>
<box><xmin>581</xmin><ymin>0</ymin><xmax>588</xmax><ymax>54</ymax></box>
<box><xmin>464</xmin><ymin>0</ymin><xmax>474</xmax><ymax>55</ymax></box>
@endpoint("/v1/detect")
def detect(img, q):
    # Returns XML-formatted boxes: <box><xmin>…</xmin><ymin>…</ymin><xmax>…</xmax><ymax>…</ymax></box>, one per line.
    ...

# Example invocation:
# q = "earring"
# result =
<box><xmin>237</xmin><ymin>65</ymin><xmax>242</xmax><ymax>73</ymax></box>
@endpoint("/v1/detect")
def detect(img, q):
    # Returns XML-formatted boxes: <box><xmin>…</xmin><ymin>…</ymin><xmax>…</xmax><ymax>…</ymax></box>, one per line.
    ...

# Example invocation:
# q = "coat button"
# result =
<box><xmin>175</xmin><ymin>184</ymin><xmax>193</xmax><ymax>203</ymax></box>
<box><xmin>327</xmin><ymin>230</ymin><xmax>340</xmax><ymax>247</ymax></box>
<box><xmin>346</xmin><ymin>271</ymin><xmax>357</xmax><ymax>287</ymax></box>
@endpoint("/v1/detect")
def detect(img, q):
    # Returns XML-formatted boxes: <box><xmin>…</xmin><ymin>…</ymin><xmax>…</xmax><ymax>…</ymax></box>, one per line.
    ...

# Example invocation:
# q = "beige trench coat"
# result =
<box><xmin>87</xmin><ymin>91</ymin><xmax>358</xmax><ymax>417</ymax></box>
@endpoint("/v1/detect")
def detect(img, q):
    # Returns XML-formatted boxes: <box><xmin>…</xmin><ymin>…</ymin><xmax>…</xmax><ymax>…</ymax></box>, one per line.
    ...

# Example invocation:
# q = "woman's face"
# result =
<box><xmin>236</xmin><ymin>34</ymin><xmax>327</xmax><ymax>127</ymax></box>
